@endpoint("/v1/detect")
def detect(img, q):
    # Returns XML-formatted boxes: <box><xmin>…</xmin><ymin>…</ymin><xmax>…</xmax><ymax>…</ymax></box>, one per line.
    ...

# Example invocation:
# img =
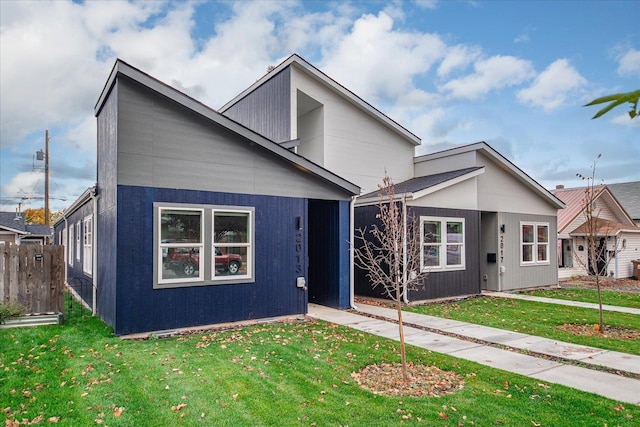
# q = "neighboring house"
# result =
<box><xmin>552</xmin><ymin>185</ymin><xmax>640</xmax><ymax>279</ymax></box>
<box><xmin>608</xmin><ymin>181</ymin><xmax>640</xmax><ymax>227</ymax></box>
<box><xmin>56</xmin><ymin>54</ymin><xmax>563</xmax><ymax>334</ymax></box>
<box><xmin>55</xmin><ymin>59</ymin><xmax>359</xmax><ymax>335</ymax></box>
<box><xmin>0</xmin><ymin>212</ymin><xmax>53</xmax><ymax>245</ymax></box>
<box><xmin>354</xmin><ymin>142</ymin><xmax>565</xmax><ymax>301</ymax></box>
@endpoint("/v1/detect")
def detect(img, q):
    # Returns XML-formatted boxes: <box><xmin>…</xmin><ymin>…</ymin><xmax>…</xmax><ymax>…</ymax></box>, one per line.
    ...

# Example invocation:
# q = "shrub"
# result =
<box><xmin>0</xmin><ymin>302</ymin><xmax>26</xmax><ymax>324</ymax></box>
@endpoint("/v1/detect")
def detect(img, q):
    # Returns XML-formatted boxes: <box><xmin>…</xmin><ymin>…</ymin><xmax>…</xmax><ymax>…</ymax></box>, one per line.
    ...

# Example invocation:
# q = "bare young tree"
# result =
<box><xmin>576</xmin><ymin>154</ymin><xmax>620</xmax><ymax>333</ymax></box>
<box><xmin>353</xmin><ymin>174</ymin><xmax>427</xmax><ymax>382</ymax></box>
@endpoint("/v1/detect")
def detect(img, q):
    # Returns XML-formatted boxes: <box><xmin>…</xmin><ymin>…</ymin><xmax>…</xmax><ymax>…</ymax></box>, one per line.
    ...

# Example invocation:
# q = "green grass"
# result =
<box><xmin>406</xmin><ymin>297</ymin><xmax>640</xmax><ymax>355</ymax></box>
<box><xmin>1</xmin><ymin>297</ymin><xmax>639</xmax><ymax>426</ymax></box>
<box><xmin>525</xmin><ymin>288</ymin><xmax>640</xmax><ymax>308</ymax></box>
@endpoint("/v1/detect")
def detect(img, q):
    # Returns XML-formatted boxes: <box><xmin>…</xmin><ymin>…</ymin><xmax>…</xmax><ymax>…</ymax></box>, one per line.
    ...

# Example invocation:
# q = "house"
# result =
<box><xmin>354</xmin><ymin>142</ymin><xmax>565</xmax><ymax>301</ymax></box>
<box><xmin>552</xmin><ymin>185</ymin><xmax>640</xmax><ymax>279</ymax></box>
<box><xmin>608</xmin><ymin>181</ymin><xmax>640</xmax><ymax>226</ymax></box>
<box><xmin>56</xmin><ymin>54</ymin><xmax>563</xmax><ymax>334</ymax></box>
<box><xmin>0</xmin><ymin>212</ymin><xmax>53</xmax><ymax>245</ymax></box>
<box><xmin>55</xmin><ymin>59</ymin><xmax>359</xmax><ymax>335</ymax></box>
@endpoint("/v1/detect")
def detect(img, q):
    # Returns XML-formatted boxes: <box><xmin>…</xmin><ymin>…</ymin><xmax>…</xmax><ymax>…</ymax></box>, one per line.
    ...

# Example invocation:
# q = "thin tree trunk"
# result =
<box><xmin>397</xmin><ymin>299</ymin><xmax>409</xmax><ymax>382</ymax></box>
<box><xmin>596</xmin><ymin>275</ymin><xmax>604</xmax><ymax>333</ymax></box>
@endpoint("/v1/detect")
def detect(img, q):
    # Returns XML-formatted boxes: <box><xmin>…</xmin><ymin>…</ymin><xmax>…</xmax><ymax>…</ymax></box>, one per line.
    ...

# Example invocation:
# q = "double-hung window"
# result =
<box><xmin>521</xmin><ymin>222</ymin><xmax>549</xmax><ymax>265</ymax></box>
<box><xmin>83</xmin><ymin>215</ymin><xmax>93</xmax><ymax>275</ymax></box>
<box><xmin>68</xmin><ymin>225</ymin><xmax>74</xmax><ymax>265</ymax></box>
<box><xmin>76</xmin><ymin>222</ymin><xmax>81</xmax><ymax>261</ymax></box>
<box><xmin>421</xmin><ymin>217</ymin><xmax>465</xmax><ymax>271</ymax></box>
<box><xmin>156</xmin><ymin>203</ymin><xmax>254</xmax><ymax>288</ymax></box>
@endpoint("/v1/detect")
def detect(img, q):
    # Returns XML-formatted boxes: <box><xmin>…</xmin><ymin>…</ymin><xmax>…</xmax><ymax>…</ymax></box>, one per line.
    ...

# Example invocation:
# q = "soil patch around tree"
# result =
<box><xmin>558</xmin><ymin>323</ymin><xmax>640</xmax><ymax>340</ymax></box>
<box><xmin>351</xmin><ymin>363</ymin><xmax>464</xmax><ymax>397</ymax></box>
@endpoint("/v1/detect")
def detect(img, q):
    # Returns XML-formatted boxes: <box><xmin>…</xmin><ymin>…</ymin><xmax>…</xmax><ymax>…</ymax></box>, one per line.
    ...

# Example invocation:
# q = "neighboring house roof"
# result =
<box><xmin>569</xmin><ymin>217</ymin><xmax>640</xmax><ymax>237</ymax></box>
<box><xmin>356</xmin><ymin>167</ymin><xmax>485</xmax><ymax>205</ymax></box>
<box><xmin>0</xmin><ymin>212</ymin><xmax>52</xmax><ymax>238</ymax></box>
<box><xmin>552</xmin><ymin>185</ymin><xmax>635</xmax><ymax>233</ymax></box>
<box><xmin>95</xmin><ymin>59</ymin><xmax>360</xmax><ymax>197</ymax></box>
<box><xmin>54</xmin><ymin>186</ymin><xmax>96</xmax><ymax>228</ymax></box>
<box><xmin>219</xmin><ymin>53</ymin><xmax>421</xmax><ymax>147</ymax></box>
<box><xmin>416</xmin><ymin>142</ymin><xmax>565</xmax><ymax>210</ymax></box>
<box><xmin>0</xmin><ymin>212</ymin><xmax>29</xmax><ymax>235</ymax></box>
<box><xmin>608</xmin><ymin>181</ymin><xmax>640</xmax><ymax>220</ymax></box>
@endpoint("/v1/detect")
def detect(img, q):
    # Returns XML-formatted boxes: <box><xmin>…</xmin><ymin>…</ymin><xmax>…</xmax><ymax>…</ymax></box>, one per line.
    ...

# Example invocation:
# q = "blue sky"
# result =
<box><xmin>1</xmin><ymin>0</ymin><xmax>638</xmax><ymax>213</ymax></box>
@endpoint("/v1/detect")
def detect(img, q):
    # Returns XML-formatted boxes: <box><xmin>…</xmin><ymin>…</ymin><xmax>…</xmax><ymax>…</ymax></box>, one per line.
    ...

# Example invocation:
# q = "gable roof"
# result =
<box><xmin>94</xmin><ymin>59</ymin><xmax>360</xmax><ymax>197</ymax></box>
<box><xmin>551</xmin><ymin>185</ymin><xmax>635</xmax><ymax>233</ymax></box>
<box><xmin>219</xmin><ymin>53</ymin><xmax>421</xmax><ymax>147</ymax></box>
<box><xmin>0</xmin><ymin>212</ymin><xmax>28</xmax><ymax>235</ymax></box>
<box><xmin>415</xmin><ymin>142</ymin><xmax>565</xmax><ymax>210</ymax></box>
<box><xmin>569</xmin><ymin>217</ymin><xmax>640</xmax><ymax>237</ymax></box>
<box><xmin>356</xmin><ymin>167</ymin><xmax>485</xmax><ymax>205</ymax></box>
<box><xmin>607</xmin><ymin>181</ymin><xmax>640</xmax><ymax>220</ymax></box>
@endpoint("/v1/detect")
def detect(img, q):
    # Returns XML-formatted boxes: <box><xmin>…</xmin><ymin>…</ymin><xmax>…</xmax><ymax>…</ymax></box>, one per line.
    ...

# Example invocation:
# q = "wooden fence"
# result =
<box><xmin>0</xmin><ymin>244</ymin><xmax>65</xmax><ymax>313</ymax></box>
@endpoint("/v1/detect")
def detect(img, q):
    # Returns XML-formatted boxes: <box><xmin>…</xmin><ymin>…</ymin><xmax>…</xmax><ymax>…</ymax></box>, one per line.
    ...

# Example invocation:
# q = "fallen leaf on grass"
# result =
<box><xmin>171</xmin><ymin>403</ymin><xmax>187</xmax><ymax>411</ymax></box>
<box><xmin>438</xmin><ymin>412</ymin><xmax>448</xmax><ymax>420</ymax></box>
<box><xmin>48</xmin><ymin>416</ymin><xmax>60</xmax><ymax>423</ymax></box>
<box><xmin>113</xmin><ymin>407</ymin><xmax>124</xmax><ymax>417</ymax></box>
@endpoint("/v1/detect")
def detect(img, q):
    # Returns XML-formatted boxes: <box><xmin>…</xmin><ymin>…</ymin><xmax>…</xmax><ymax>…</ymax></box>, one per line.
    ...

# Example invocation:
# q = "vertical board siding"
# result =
<box><xmin>97</xmin><ymin>85</ymin><xmax>119</xmax><ymax>329</ymax></box>
<box><xmin>353</xmin><ymin>205</ymin><xmax>481</xmax><ymax>301</ymax></box>
<box><xmin>114</xmin><ymin>185</ymin><xmax>308</xmax><ymax>335</ymax></box>
<box><xmin>500</xmin><ymin>212</ymin><xmax>558</xmax><ymax>290</ymax></box>
<box><xmin>222</xmin><ymin>68</ymin><xmax>291</xmax><ymax>144</ymax></box>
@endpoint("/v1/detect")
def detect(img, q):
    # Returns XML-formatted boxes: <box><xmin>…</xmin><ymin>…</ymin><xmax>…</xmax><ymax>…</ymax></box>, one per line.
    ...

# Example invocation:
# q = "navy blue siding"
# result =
<box><xmin>114</xmin><ymin>185</ymin><xmax>309</xmax><ymax>335</ymax></box>
<box><xmin>354</xmin><ymin>205</ymin><xmax>481</xmax><ymax>301</ymax></box>
<box><xmin>222</xmin><ymin>68</ymin><xmax>291</xmax><ymax>144</ymax></box>
<box><xmin>307</xmin><ymin>200</ymin><xmax>351</xmax><ymax>309</ymax></box>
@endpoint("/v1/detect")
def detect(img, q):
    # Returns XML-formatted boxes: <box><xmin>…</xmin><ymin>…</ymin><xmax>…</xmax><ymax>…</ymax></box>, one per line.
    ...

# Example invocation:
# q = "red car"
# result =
<box><xmin>165</xmin><ymin>248</ymin><xmax>242</xmax><ymax>277</ymax></box>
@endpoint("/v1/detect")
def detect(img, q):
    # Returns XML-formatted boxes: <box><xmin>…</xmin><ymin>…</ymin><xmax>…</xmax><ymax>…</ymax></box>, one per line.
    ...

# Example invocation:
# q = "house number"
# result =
<box><xmin>295</xmin><ymin>228</ymin><xmax>303</xmax><ymax>275</ymax></box>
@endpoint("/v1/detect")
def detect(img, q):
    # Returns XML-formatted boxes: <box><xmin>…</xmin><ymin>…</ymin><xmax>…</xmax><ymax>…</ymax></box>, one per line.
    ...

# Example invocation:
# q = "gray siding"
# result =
<box><xmin>117</xmin><ymin>77</ymin><xmax>349</xmax><ymax>201</ymax></box>
<box><xmin>96</xmin><ymin>85</ymin><xmax>119</xmax><ymax>329</ymax></box>
<box><xmin>222</xmin><ymin>68</ymin><xmax>291</xmax><ymax>143</ymax></box>
<box><xmin>499</xmin><ymin>212</ymin><xmax>558</xmax><ymax>290</ymax></box>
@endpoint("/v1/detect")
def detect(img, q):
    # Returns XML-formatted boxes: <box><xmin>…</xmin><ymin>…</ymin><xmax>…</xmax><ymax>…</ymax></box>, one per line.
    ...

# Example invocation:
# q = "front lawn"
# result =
<box><xmin>406</xmin><ymin>297</ymin><xmax>640</xmax><ymax>355</ymax></box>
<box><xmin>1</xmin><ymin>300</ymin><xmax>638</xmax><ymax>426</ymax></box>
<box><xmin>524</xmin><ymin>288</ymin><xmax>640</xmax><ymax>308</ymax></box>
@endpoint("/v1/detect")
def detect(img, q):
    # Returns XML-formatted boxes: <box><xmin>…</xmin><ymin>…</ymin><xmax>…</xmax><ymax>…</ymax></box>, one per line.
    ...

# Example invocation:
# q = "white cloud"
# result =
<box><xmin>616</xmin><ymin>48</ymin><xmax>640</xmax><ymax>76</ymax></box>
<box><xmin>437</xmin><ymin>44</ymin><xmax>482</xmax><ymax>77</ymax></box>
<box><xmin>441</xmin><ymin>55</ymin><xmax>535</xmax><ymax>99</ymax></box>
<box><xmin>414</xmin><ymin>0</ymin><xmax>439</xmax><ymax>9</ymax></box>
<box><xmin>611</xmin><ymin>112</ymin><xmax>640</xmax><ymax>128</ymax></box>
<box><xmin>514</xmin><ymin>26</ymin><xmax>535</xmax><ymax>44</ymax></box>
<box><xmin>517</xmin><ymin>59</ymin><xmax>587</xmax><ymax>111</ymax></box>
<box><xmin>321</xmin><ymin>11</ymin><xmax>446</xmax><ymax>104</ymax></box>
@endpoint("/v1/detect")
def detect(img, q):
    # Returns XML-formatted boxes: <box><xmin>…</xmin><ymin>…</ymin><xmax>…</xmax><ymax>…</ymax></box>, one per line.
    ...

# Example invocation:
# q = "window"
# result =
<box><xmin>76</xmin><ymin>222</ymin><xmax>81</xmax><ymax>260</ymax></box>
<box><xmin>521</xmin><ymin>222</ymin><xmax>549</xmax><ymax>265</ymax></box>
<box><xmin>83</xmin><ymin>215</ymin><xmax>93</xmax><ymax>275</ymax></box>
<box><xmin>213</xmin><ymin>210</ymin><xmax>252</xmax><ymax>279</ymax></box>
<box><xmin>155</xmin><ymin>203</ymin><xmax>254</xmax><ymax>287</ymax></box>
<box><xmin>420</xmin><ymin>217</ymin><xmax>465</xmax><ymax>271</ymax></box>
<box><xmin>68</xmin><ymin>225</ymin><xmax>74</xmax><ymax>265</ymax></box>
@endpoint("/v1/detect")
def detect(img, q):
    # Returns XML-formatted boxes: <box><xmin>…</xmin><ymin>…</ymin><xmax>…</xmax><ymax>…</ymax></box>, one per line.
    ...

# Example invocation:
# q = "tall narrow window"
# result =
<box><xmin>421</xmin><ymin>217</ymin><xmax>465</xmax><ymax>271</ymax></box>
<box><xmin>68</xmin><ymin>225</ymin><xmax>74</xmax><ymax>265</ymax></box>
<box><xmin>76</xmin><ymin>222</ymin><xmax>81</xmax><ymax>260</ymax></box>
<box><xmin>158</xmin><ymin>208</ymin><xmax>204</xmax><ymax>283</ymax></box>
<box><xmin>83</xmin><ymin>215</ymin><xmax>93</xmax><ymax>275</ymax></box>
<box><xmin>521</xmin><ymin>222</ymin><xmax>549</xmax><ymax>265</ymax></box>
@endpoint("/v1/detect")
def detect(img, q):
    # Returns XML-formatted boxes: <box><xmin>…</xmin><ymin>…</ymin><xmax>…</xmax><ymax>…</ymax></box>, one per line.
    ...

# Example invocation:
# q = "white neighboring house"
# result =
<box><xmin>552</xmin><ymin>185</ymin><xmax>640</xmax><ymax>279</ymax></box>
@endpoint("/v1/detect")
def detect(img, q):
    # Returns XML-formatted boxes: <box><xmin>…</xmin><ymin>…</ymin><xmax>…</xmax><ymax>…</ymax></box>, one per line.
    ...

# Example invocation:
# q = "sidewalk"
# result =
<box><xmin>483</xmin><ymin>291</ymin><xmax>640</xmax><ymax>315</ymax></box>
<box><xmin>307</xmin><ymin>303</ymin><xmax>640</xmax><ymax>406</ymax></box>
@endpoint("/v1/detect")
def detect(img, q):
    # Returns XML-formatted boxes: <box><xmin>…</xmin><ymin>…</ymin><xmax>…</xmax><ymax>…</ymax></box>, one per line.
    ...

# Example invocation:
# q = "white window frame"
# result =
<box><xmin>521</xmin><ymin>222</ymin><xmax>550</xmax><ymax>265</ymax></box>
<box><xmin>157</xmin><ymin>207</ymin><xmax>205</xmax><ymax>285</ymax></box>
<box><xmin>83</xmin><ymin>215</ymin><xmax>93</xmax><ymax>276</ymax></box>
<box><xmin>62</xmin><ymin>228</ymin><xmax>67</xmax><ymax>265</ymax></box>
<box><xmin>75</xmin><ymin>221</ymin><xmax>81</xmax><ymax>261</ymax></box>
<box><xmin>420</xmin><ymin>216</ymin><xmax>465</xmax><ymax>272</ymax></box>
<box><xmin>68</xmin><ymin>225</ymin><xmax>74</xmax><ymax>266</ymax></box>
<box><xmin>154</xmin><ymin>203</ymin><xmax>255</xmax><ymax>288</ymax></box>
<box><xmin>212</xmin><ymin>208</ymin><xmax>253</xmax><ymax>281</ymax></box>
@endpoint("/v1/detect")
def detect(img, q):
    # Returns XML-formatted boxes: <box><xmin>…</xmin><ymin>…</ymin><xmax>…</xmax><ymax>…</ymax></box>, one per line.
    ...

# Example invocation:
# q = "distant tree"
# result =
<box><xmin>584</xmin><ymin>89</ymin><xmax>639</xmax><ymax>119</ymax></box>
<box><xmin>353</xmin><ymin>173</ymin><xmax>428</xmax><ymax>382</ymax></box>
<box><xmin>23</xmin><ymin>207</ymin><xmax>61</xmax><ymax>225</ymax></box>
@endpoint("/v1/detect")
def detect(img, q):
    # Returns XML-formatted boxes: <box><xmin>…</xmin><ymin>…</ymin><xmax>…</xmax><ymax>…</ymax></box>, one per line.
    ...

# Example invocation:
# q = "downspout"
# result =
<box><xmin>614</xmin><ymin>235</ymin><xmax>618</xmax><ymax>279</ymax></box>
<box><xmin>402</xmin><ymin>200</ymin><xmax>409</xmax><ymax>305</ymax></box>
<box><xmin>91</xmin><ymin>187</ymin><xmax>98</xmax><ymax>316</ymax></box>
<box><xmin>350</xmin><ymin>195</ymin><xmax>357</xmax><ymax>309</ymax></box>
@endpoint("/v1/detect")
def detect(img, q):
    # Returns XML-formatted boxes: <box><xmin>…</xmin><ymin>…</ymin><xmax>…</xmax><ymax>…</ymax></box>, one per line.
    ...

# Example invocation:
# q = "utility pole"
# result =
<box><xmin>45</xmin><ymin>130</ymin><xmax>50</xmax><ymax>227</ymax></box>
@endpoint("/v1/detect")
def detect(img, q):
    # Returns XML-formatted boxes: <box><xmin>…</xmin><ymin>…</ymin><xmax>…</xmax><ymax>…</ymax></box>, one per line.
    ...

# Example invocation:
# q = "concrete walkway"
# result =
<box><xmin>307</xmin><ymin>304</ymin><xmax>640</xmax><ymax>405</ymax></box>
<box><xmin>483</xmin><ymin>291</ymin><xmax>640</xmax><ymax>315</ymax></box>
